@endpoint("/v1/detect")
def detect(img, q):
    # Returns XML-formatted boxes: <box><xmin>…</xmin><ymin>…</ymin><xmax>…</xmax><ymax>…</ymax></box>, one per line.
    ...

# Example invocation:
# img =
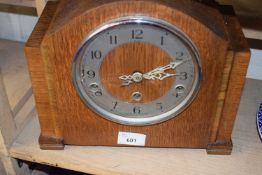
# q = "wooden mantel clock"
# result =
<box><xmin>25</xmin><ymin>0</ymin><xmax>250</xmax><ymax>155</ymax></box>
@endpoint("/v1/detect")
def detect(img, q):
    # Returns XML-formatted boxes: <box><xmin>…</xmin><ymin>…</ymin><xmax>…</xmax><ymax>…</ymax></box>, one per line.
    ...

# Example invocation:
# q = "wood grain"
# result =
<box><xmin>207</xmin><ymin>6</ymin><xmax>250</xmax><ymax>154</ymax></box>
<box><xmin>0</xmin><ymin>39</ymin><xmax>33</xmax><ymax>175</ymax></box>
<box><xmin>35</xmin><ymin>0</ymin><xmax>48</xmax><ymax>16</ymax></box>
<box><xmin>0</xmin><ymin>0</ymin><xmax>35</xmax><ymax>7</ymax></box>
<box><xmin>0</xmin><ymin>67</ymin><xmax>16</xmax><ymax>154</ymax></box>
<box><xmin>100</xmin><ymin>42</ymin><xmax>174</xmax><ymax>103</ymax></box>
<box><xmin>25</xmin><ymin>0</ymin><xmax>249</xmax><ymax>153</ymax></box>
<box><xmin>215</xmin><ymin>6</ymin><xmax>250</xmax><ymax>142</ymax></box>
<box><xmin>209</xmin><ymin>51</ymin><xmax>234</xmax><ymax>143</ymax></box>
<box><xmin>0</xmin><ymin>40</ymin><xmax>31</xmax><ymax>114</ymax></box>
<box><xmin>25</xmin><ymin>1</ymin><xmax>59</xmax><ymax>137</ymax></box>
<box><xmin>9</xmin><ymin>79</ymin><xmax>262</xmax><ymax>174</ymax></box>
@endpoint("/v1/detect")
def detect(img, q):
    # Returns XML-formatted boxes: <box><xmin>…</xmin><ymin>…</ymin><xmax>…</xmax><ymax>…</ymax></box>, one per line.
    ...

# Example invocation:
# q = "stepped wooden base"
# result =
<box><xmin>206</xmin><ymin>140</ymin><xmax>233</xmax><ymax>155</ymax></box>
<box><xmin>39</xmin><ymin>134</ymin><xmax>64</xmax><ymax>150</ymax></box>
<box><xmin>39</xmin><ymin>135</ymin><xmax>233</xmax><ymax>154</ymax></box>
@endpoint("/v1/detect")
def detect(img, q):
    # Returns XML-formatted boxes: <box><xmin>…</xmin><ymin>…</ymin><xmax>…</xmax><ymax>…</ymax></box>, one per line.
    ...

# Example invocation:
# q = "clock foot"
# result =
<box><xmin>39</xmin><ymin>134</ymin><xmax>64</xmax><ymax>150</ymax></box>
<box><xmin>206</xmin><ymin>140</ymin><xmax>233</xmax><ymax>155</ymax></box>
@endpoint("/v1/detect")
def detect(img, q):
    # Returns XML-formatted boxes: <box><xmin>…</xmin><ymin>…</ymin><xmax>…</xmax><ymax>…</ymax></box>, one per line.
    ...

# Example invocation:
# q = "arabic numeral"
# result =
<box><xmin>132</xmin><ymin>29</ymin><xmax>143</xmax><ymax>39</ymax></box>
<box><xmin>126</xmin><ymin>138</ymin><xmax>136</xmax><ymax>143</ymax></box>
<box><xmin>174</xmin><ymin>93</ymin><xmax>181</xmax><ymax>98</ymax></box>
<box><xmin>91</xmin><ymin>50</ymin><xmax>102</xmax><ymax>59</ymax></box>
<box><xmin>176</xmin><ymin>52</ymin><xmax>184</xmax><ymax>61</ymax></box>
<box><xmin>156</xmin><ymin>102</ymin><xmax>163</xmax><ymax>111</ymax></box>
<box><xmin>161</xmin><ymin>32</ymin><xmax>168</xmax><ymax>45</ymax></box>
<box><xmin>95</xmin><ymin>91</ymin><xmax>102</xmax><ymax>96</ymax></box>
<box><xmin>87</xmin><ymin>70</ymin><xmax>95</xmax><ymax>78</ymax></box>
<box><xmin>161</xmin><ymin>36</ymin><xmax>165</xmax><ymax>46</ymax></box>
<box><xmin>133</xmin><ymin>106</ymin><xmax>141</xmax><ymax>114</ymax></box>
<box><xmin>110</xmin><ymin>35</ymin><xmax>117</xmax><ymax>45</ymax></box>
<box><xmin>180</xmin><ymin>72</ymin><xmax>188</xmax><ymax>80</ymax></box>
<box><xmin>112</xmin><ymin>102</ymin><xmax>118</xmax><ymax>110</ymax></box>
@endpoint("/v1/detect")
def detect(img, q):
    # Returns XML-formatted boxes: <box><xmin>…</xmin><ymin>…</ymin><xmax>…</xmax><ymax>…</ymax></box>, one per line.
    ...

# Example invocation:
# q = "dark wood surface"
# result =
<box><xmin>25</xmin><ymin>0</ymin><xmax>250</xmax><ymax>154</ymax></box>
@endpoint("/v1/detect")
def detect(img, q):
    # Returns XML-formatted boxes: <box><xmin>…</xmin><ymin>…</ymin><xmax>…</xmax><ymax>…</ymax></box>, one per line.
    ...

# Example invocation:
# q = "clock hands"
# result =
<box><xmin>143</xmin><ymin>61</ymin><xmax>185</xmax><ymax>80</ymax></box>
<box><xmin>119</xmin><ymin>61</ymin><xmax>186</xmax><ymax>86</ymax></box>
<box><xmin>119</xmin><ymin>72</ymin><xmax>144</xmax><ymax>86</ymax></box>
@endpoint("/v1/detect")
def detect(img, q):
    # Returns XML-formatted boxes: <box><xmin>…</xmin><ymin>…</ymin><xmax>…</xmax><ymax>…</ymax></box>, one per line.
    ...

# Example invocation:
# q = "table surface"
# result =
<box><xmin>0</xmin><ymin>40</ymin><xmax>31</xmax><ymax>114</ymax></box>
<box><xmin>9</xmin><ymin>78</ymin><xmax>262</xmax><ymax>175</ymax></box>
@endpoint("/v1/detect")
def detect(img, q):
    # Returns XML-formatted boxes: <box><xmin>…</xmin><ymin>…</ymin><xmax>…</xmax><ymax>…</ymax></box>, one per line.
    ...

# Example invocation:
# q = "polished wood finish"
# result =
<box><xmin>25</xmin><ymin>0</ymin><xmax>250</xmax><ymax>154</ymax></box>
<box><xmin>216</xmin><ymin>5</ymin><xmax>250</xmax><ymax>141</ymax></box>
<box><xmin>207</xmin><ymin>140</ymin><xmax>233</xmax><ymax>155</ymax></box>
<box><xmin>39</xmin><ymin>134</ymin><xmax>64</xmax><ymax>150</ymax></box>
<box><xmin>207</xmin><ymin>6</ymin><xmax>250</xmax><ymax>154</ymax></box>
<box><xmin>25</xmin><ymin>1</ymin><xmax>59</xmax><ymax>138</ymax></box>
<box><xmin>100</xmin><ymin>42</ymin><xmax>174</xmax><ymax>103</ymax></box>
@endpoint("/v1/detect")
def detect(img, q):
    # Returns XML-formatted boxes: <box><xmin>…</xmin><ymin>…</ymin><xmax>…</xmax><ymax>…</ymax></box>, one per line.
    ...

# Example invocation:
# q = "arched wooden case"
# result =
<box><xmin>25</xmin><ymin>0</ymin><xmax>250</xmax><ymax>154</ymax></box>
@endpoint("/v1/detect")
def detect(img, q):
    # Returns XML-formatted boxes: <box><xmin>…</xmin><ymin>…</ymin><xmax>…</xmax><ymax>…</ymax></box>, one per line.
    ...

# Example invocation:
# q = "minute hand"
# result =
<box><xmin>143</xmin><ymin>61</ymin><xmax>185</xmax><ymax>81</ymax></box>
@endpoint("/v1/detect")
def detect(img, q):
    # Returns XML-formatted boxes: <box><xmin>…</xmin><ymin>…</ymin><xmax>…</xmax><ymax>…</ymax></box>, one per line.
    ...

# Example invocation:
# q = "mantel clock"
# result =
<box><xmin>25</xmin><ymin>0</ymin><xmax>250</xmax><ymax>154</ymax></box>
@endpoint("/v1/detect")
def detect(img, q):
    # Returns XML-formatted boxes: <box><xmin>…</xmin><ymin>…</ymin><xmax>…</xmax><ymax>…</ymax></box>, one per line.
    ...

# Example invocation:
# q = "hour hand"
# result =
<box><xmin>119</xmin><ymin>75</ymin><xmax>134</xmax><ymax>86</ymax></box>
<box><xmin>119</xmin><ymin>72</ymin><xmax>143</xmax><ymax>86</ymax></box>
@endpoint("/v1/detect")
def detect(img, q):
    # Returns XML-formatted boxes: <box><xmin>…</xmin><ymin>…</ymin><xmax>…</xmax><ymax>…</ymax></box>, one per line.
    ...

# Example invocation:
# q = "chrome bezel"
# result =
<box><xmin>72</xmin><ymin>16</ymin><xmax>202</xmax><ymax>126</ymax></box>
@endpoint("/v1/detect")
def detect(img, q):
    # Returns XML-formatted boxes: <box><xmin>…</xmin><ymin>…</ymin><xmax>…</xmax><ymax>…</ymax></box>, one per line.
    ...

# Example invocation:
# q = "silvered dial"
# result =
<box><xmin>73</xmin><ymin>16</ymin><xmax>202</xmax><ymax>126</ymax></box>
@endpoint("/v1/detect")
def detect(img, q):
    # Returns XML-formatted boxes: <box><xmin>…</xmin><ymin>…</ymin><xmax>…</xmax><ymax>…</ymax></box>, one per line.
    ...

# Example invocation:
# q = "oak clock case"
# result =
<box><xmin>25</xmin><ymin>0</ymin><xmax>250</xmax><ymax>155</ymax></box>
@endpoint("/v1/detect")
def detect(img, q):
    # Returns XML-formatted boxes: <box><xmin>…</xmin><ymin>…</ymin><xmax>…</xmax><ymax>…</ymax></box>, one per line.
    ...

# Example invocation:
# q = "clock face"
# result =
<box><xmin>72</xmin><ymin>16</ymin><xmax>202</xmax><ymax>126</ymax></box>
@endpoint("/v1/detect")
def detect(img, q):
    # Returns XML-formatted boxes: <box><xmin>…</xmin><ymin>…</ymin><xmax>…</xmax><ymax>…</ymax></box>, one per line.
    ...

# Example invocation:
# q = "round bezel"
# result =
<box><xmin>72</xmin><ymin>16</ymin><xmax>202</xmax><ymax>126</ymax></box>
